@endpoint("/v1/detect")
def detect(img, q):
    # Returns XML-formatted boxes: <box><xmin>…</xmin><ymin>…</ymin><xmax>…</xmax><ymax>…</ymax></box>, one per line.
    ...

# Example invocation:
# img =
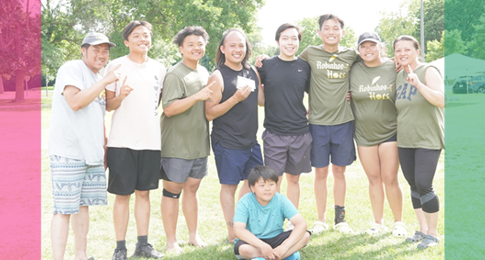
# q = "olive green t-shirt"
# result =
<box><xmin>395</xmin><ymin>64</ymin><xmax>444</xmax><ymax>149</ymax></box>
<box><xmin>160</xmin><ymin>62</ymin><xmax>210</xmax><ymax>159</ymax></box>
<box><xmin>350</xmin><ymin>59</ymin><xmax>397</xmax><ymax>146</ymax></box>
<box><xmin>299</xmin><ymin>45</ymin><xmax>358</xmax><ymax>125</ymax></box>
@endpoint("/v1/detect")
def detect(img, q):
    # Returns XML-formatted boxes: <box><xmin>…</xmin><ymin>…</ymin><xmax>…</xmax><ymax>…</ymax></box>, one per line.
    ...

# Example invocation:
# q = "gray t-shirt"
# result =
<box><xmin>48</xmin><ymin>60</ymin><xmax>105</xmax><ymax>165</ymax></box>
<box><xmin>299</xmin><ymin>45</ymin><xmax>358</xmax><ymax>126</ymax></box>
<box><xmin>395</xmin><ymin>64</ymin><xmax>444</xmax><ymax>149</ymax></box>
<box><xmin>350</xmin><ymin>59</ymin><xmax>397</xmax><ymax>146</ymax></box>
<box><xmin>160</xmin><ymin>62</ymin><xmax>210</xmax><ymax>159</ymax></box>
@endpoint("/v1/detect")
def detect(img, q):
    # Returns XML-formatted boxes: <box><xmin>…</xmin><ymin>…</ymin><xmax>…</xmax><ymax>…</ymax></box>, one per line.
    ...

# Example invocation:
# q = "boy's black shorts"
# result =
<box><xmin>234</xmin><ymin>230</ymin><xmax>311</xmax><ymax>255</ymax></box>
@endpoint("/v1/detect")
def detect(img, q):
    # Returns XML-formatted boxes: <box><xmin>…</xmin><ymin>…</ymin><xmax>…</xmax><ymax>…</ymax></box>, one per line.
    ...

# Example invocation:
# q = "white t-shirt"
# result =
<box><xmin>105</xmin><ymin>56</ymin><xmax>166</xmax><ymax>150</ymax></box>
<box><xmin>48</xmin><ymin>60</ymin><xmax>106</xmax><ymax>165</ymax></box>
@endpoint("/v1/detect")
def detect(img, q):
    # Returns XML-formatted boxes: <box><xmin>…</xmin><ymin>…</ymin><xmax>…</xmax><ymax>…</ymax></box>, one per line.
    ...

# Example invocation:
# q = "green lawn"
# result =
<box><xmin>41</xmin><ymin>99</ymin><xmax>444</xmax><ymax>260</ymax></box>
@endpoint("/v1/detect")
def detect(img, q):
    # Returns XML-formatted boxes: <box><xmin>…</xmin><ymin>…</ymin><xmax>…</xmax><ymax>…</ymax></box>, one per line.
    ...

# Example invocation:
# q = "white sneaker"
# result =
<box><xmin>286</xmin><ymin>221</ymin><xmax>294</xmax><ymax>231</ymax></box>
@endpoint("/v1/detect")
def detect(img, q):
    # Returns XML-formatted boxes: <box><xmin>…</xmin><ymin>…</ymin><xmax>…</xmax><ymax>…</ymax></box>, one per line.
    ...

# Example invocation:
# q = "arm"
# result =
<box><xmin>407</xmin><ymin>66</ymin><xmax>444</xmax><ymax>108</ymax></box>
<box><xmin>103</xmin><ymin>120</ymin><xmax>108</xmax><ymax>171</ymax></box>
<box><xmin>273</xmin><ymin>213</ymin><xmax>307</xmax><ymax>258</ymax></box>
<box><xmin>205</xmin><ymin>70</ymin><xmax>251</xmax><ymax>121</ymax></box>
<box><xmin>252</xmin><ymin>66</ymin><xmax>264</xmax><ymax>106</ymax></box>
<box><xmin>233</xmin><ymin>222</ymin><xmax>277</xmax><ymax>259</ymax></box>
<box><xmin>106</xmin><ymin>76</ymin><xmax>133</xmax><ymax>112</ymax></box>
<box><xmin>164</xmin><ymin>81</ymin><xmax>214</xmax><ymax>117</ymax></box>
<box><xmin>64</xmin><ymin>64</ymin><xmax>121</xmax><ymax>111</ymax></box>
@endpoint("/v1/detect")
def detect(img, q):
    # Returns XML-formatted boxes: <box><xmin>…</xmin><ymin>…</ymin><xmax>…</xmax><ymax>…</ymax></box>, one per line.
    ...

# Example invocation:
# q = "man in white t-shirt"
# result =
<box><xmin>104</xmin><ymin>21</ymin><xmax>165</xmax><ymax>260</ymax></box>
<box><xmin>49</xmin><ymin>32</ymin><xmax>120</xmax><ymax>260</ymax></box>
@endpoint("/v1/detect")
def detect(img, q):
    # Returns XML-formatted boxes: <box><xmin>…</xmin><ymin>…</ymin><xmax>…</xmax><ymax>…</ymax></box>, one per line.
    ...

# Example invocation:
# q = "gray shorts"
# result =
<box><xmin>160</xmin><ymin>157</ymin><xmax>208</xmax><ymax>183</ymax></box>
<box><xmin>262</xmin><ymin>130</ymin><xmax>312</xmax><ymax>176</ymax></box>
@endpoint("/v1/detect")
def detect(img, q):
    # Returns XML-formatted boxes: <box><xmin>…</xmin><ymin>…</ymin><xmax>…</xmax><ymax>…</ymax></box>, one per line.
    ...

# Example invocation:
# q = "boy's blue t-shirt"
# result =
<box><xmin>234</xmin><ymin>192</ymin><xmax>299</xmax><ymax>239</ymax></box>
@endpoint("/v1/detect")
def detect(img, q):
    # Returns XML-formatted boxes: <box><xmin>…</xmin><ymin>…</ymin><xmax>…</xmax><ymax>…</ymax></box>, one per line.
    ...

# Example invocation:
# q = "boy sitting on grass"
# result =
<box><xmin>234</xmin><ymin>166</ymin><xmax>311</xmax><ymax>260</ymax></box>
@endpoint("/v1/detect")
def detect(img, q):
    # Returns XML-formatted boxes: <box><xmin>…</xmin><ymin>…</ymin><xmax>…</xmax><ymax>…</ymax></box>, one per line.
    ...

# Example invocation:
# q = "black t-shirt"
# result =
<box><xmin>258</xmin><ymin>56</ymin><xmax>311</xmax><ymax>136</ymax></box>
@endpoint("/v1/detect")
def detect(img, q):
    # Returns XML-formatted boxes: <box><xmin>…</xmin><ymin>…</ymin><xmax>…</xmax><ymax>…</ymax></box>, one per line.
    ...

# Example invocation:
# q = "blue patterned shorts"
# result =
<box><xmin>50</xmin><ymin>155</ymin><xmax>107</xmax><ymax>214</ymax></box>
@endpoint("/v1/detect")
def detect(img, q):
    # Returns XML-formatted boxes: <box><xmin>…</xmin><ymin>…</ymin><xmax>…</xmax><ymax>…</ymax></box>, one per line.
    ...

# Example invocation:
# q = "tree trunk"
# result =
<box><xmin>15</xmin><ymin>70</ymin><xmax>25</xmax><ymax>102</ymax></box>
<box><xmin>0</xmin><ymin>76</ymin><xmax>4</xmax><ymax>94</ymax></box>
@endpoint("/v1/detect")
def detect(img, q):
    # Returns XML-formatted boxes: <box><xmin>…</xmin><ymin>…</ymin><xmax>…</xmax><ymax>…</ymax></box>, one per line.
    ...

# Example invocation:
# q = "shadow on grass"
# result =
<box><xmin>302</xmin><ymin>232</ymin><xmax>423</xmax><ymax>260</ymax></box>
<box><xmin>129</xmin><ymin>240</ymin><xmax>236</xmax><ymax>260</ymax></box>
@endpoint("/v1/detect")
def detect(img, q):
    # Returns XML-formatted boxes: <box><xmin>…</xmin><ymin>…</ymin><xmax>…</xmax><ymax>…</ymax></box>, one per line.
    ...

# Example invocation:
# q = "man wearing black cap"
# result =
<box><xmin>49</xmin><ymin>32</ymin><xmax>122</xmax><ymax>260</ymax></box>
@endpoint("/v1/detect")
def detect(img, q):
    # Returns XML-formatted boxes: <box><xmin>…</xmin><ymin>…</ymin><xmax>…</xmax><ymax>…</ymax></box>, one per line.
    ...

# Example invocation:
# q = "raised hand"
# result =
<box><xmin>406</xmin><ymin>65</ymin><xmax>421</xmax><ymax>87</ymax></box>
<box><xmin>255</xmin><ymin>54</ymin><xmax>269</xmax><ymax>68</ymax></box>
<box><xmin>104</xmin><ymin>64</ymin><xmax>122</xmax><ymax>84</ymax></box>
<box><xmin>195</xmin><ymin>81</ymin><xmax>215</xmax><ymax>101</ymax></box>
<box><xmin>118</xmin><ymin>76</ymin><xmax>133</xmax><ymax>100</ymax></box>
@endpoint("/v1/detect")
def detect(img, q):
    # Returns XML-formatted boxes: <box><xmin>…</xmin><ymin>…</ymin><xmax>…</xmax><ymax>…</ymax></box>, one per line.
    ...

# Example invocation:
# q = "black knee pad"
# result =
<box><xmin>163</xmin><ymin>188</ymin><xmax>181</xmax><ymax>199</ymax></box>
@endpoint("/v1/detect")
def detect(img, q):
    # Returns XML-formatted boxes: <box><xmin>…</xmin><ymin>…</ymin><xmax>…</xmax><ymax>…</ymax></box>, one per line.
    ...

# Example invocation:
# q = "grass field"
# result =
<box><xmin>41</xmin><ymin>95</ymin><xmax>444</xmax><ymax>260</ymax></box>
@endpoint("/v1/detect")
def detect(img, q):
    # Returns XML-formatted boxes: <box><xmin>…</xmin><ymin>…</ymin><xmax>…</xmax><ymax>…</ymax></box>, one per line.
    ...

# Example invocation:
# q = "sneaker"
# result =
<box><xmin>112</xmin><ymin>248</ymin><xmax>127</xmax><ymax>260</ymax></box>
<box><xmin>132</xmin><ymin>243</ymin><xmax>164</xmax><ymax>259</ymax></box>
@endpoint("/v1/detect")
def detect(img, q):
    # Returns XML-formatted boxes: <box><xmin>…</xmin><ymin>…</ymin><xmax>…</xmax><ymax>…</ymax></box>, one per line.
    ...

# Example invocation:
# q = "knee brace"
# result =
<box><xmin>163</xmin><ymin>188</ymin><xmax>181</xmax><ymax>199</ymax></box>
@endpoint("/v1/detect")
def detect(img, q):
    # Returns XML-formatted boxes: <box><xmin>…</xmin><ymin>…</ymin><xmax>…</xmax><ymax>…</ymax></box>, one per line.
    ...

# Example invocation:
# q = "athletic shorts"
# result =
<box><xmin>107</xmin><ymin>147</ymin><xmax>160</xmax><ymax>195</ymax></box>
<box><xmin>309</xmin><ymin>122</ymin><xmax>356</xmax><ymax>168</ymax></box>
<box><xmin>234</xmin><ymin>230</ymin><xmax>311</xmax><ymax>257</ymax></box>
<box><xmin>50</xmin><ymin>155</ymin><xmax>107</xmax><ymax>214</ymax></box>
<box><xmin>160</xmin><ymin>157</ymin><xmax>208</xmax><ymax>183</ymax></box>
<box><xmin>212</xmin><ymin>140</ymin><xmax>263</xmax><ymax>185</ymax></box>
<box><xmin>383</xmin><ymin>133</ymin><xmax>397</xmax><ymax>143</ymax></box>
<box><xmin>262</xmin><ymin>130</ymin><xmax>312</xmax><ymax>176</ymax></box>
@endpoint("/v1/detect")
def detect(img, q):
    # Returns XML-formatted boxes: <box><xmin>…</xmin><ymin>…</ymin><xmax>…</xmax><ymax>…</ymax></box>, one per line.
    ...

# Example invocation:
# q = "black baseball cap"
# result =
<box><xmin>357</xmin><ymin>32</ymin><xmax>381</xmax><ymax>46</ymax></box>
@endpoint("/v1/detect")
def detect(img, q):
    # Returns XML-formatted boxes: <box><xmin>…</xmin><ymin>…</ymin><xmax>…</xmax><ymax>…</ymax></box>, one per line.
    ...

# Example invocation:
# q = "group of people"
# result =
<box><xmin>48</xmin><ymin>13</ymin><xmax>444</xmax><ymax>260</ymax></box>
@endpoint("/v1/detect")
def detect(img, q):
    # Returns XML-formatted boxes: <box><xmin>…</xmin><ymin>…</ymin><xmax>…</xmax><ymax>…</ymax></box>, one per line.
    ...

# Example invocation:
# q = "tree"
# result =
<box><xmin>443</xmin><ymin>29</ymin><xmax>467</xmax><ymax>56</ymax></box>
<box><xmin>0</xmin><ymin>0</ymin><xmax>41</xmax><ymax>102</ymax></box>
<box><xmin>247</xmin><ymin>27</ymin><xmax>277</xmax><ymax>65</ymax></box>
<box><xmin>340</xmin><ymin>26</ymin><xmax>357</xmax><ymax>49</ymax></box>
<box><xmin>466</xmin><ymin>8</ymin><xmax>485</xmax><ymax>60</ymax></box>
<box><xmin>444</xmin><ymin>0</ymin><xmax>484</xmax><ymax>42</ymax></box>
<box><xmin>296</xmin><ymin>17</ymin><xmax>321</xmax><ymax>56</ymax></box>
<box><xmin>413</xmin><ymin>0</ymin><xmax>444</xmax><ymax>53</ymax></box>
<box><xmin>376</xmin><ymin>0</ymin><xmax>420</xmax><ymax>57</ymax></box>
<box><xmin>425</xmin><ymin>31</ymin><xmax>444</xmax><ymax>62</ymax></box>
<box><xmin>41</xmin><ymin>0</ymin><xmax>265</xmax><ymax>75</ymax></box>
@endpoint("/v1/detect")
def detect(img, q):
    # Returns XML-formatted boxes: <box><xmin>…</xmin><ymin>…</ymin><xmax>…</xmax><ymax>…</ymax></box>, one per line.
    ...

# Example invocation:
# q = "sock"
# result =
<box><xmin>137</xmin><ymin>235</ymin><xmax>148</xmax><ymax>247</ymax></box>
<box><xmin>116</xmin><ymin>240</ymin><xmax>126</xmax><ymax>250</ymax></box>
<box><xmin>335</xmin><ymin>205</ymin><xmax>346</xmax><ymax>224</ymax></box>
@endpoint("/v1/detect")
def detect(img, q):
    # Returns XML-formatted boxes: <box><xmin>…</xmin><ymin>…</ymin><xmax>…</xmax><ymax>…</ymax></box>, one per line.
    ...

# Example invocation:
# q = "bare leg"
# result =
<box><xmin>51</xmin><ymin>213</ymin><xmax>70</xmax><ymax>260</ymax></box>
<box><xmin>286</xmin><ymin>173</ymin><xmax>301</xmax><ymax>209</ymax></box>
<box><xmin>378</xmin><ymin>142</ymin><xmax>403</xmax><ymax>222</ymax></box>
<box><xmin>71</xmin><ymin>206</ymin><xmax>89</xmax><ymax>260</ymax></box>
<box><xmin>113</xmin><ymin>194</ymin><xmax>131</xmax><ymax>241</ymax></box>
<box><xmin>134</xmin><ymin>190</ymin><xmax>150</xmax><ymax>237</ymax></box>
<box><xmin>414</xmin><ymin>208</ymin><xmax>428</xmax><ymax>234</ymax></box>
<box><xmin>332</xmin><ymin>165</ymin><xmax>347</xmax><ymax>207</ymax></box>
<box><xmin>279</xmin><ymin>231</ymin><xmax>311</xmax><ymax>259</ymax></box>
<box><xmin>358</xmin><ymin>145</ymin><xmax>385</xmax><ymax>224</ymax></box>
<box><xmin>182</xmin><ymin>177</ymin><xmax>207</xmax><ymax>247</ymax></box>
<box><xmin>161</xmin><ymin>181</ymin><xmax>184</xmax><ymax>253</ymax></box>
<box><xmin>424</xmin><ymin>211</ymin><xmax>439</xmax><ymax>237</ymax></box>
<box><xmin>276</xmin><ymin>175</ymin><xmax>284</xmax><ymax>193</ymax></box>
<box><xmin>314</xmin><ymin>166</ymin><xmax>329</xmax><ymax>222</ymax></box>
<box><xmin>220</xmin><ymin>184</ymin><xmax>238</xmax><ymax>242</ymax></box>
<box><xmin>238</xmin><ymin>180</ymin><xmax>251</xmax><ymax>200</ymax></box>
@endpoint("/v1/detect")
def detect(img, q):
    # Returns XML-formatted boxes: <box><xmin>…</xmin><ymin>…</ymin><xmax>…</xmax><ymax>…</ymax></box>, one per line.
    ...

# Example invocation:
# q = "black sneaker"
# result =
<box><xmin>132</xmin><ymin>243</ymin><xmax>163</xmax><ymax>259</ymax></box>
<box><xmin>112</xmin><ymin>248</ymin><xmax>128</xmax><ymax>260</ymax></box>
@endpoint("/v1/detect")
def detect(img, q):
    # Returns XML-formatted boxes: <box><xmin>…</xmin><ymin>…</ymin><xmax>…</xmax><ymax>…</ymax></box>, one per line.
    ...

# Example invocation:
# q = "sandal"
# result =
<box><xmin>405</xmin><ymin>231</ymin><xmax>426</xmax><ymax>243</ymax></box>
<box><xmin>417</xmin><ymin>235</ymin><xmax>440</xmax><ymax>249</ymax></box>
<box><xmin>392</xmin><ymin>221</ymin><xmax>407</xmax><ymax>237</ymax></box>
<box><xmin>311</xmin><ymin>221</ymin><xmax>329</xmax><ymax>234</ymax></box>
<box><xmin>334</xmin><ymin>222</ymin><xmax>353</xmax><ymax>234</ymax></box>
<box><xmin>366</xmin><ymin>223</ymin><xmax>388</xmax><ymax>235</ymax></box>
